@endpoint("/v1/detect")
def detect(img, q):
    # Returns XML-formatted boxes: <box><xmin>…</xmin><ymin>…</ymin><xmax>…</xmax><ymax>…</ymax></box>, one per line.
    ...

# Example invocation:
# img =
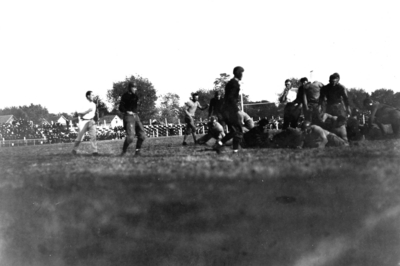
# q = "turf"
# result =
<box><xmin>0</xmin><ymin>136</ymin><xmax>400</xmax><ymax>266</ymax></box>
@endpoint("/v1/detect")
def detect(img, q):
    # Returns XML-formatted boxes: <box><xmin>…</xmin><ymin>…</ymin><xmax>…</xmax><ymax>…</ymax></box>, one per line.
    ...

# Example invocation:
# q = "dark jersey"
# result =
<box><xmin>224</xmin><ymin>78</ymin><xmax>240</xmax><ymax>107</ymax></box>
<box><xmin>119</xmin><ymin>92</ymin><xmax>139</xmax><ymax>113</ymax></box>
<box><xmin>319</xmin><ymin>83</ymin><xmax>349</xmax><ymax>106</ymax></box>
<box><xmin>208</xmin><ymin>97</ymin><xmax>224</xmax><ymax>116</ymax></box>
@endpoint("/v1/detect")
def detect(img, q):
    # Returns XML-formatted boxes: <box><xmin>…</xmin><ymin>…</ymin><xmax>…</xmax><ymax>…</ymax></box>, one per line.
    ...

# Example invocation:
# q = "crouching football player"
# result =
<box><xmin>196</xmin><ymin>116</ymin><xmax>225</xmax><ymax>146</ymax></box>
<box><xmin>363</xmin><ymin>97</ymin><xmax>400</xmax><ymax>138</ymax></box>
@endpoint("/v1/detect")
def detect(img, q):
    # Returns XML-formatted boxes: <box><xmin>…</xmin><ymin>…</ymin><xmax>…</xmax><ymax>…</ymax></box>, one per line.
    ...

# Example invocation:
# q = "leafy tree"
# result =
<box><xmin>107</xmin><ymin>75</ymin><xmax>158</xmax><ymax>122</ymax></box>
<box><xmin>371</xmin><ymin>89</ymin><xmax>396</xmax><ymax>106</ymax></box>
<box><xmin>158</xmin><ymin>93</ymin><xmax>181</xmax><ymax>124</ymax></box>
<box><xmin>0</xmin><ymin>106</ymin><xmax>29</xmax><ymax>120</ymax></box>
<box><xmin>213</xmin><ymin>73</ymin><xmax>231</xmax><ymax>94</ymax></box>
<box><xmin>0</xmin><ymin>104</ymin><xmax>53</xmax><ymax>124</ymax></box>
<box><xmin>393</xmin><ymin>92</ymin><xmax>400</xmax><ymax>108</ymax></box>
<box><xmin>94</xmin><ymin>96</ymin><xmax>114</xmax><ymax>121</ymax></box>
<box><xmin>289</xmin><ymin>78</ymin><xmax>301</xmax><ymax>88</ymax></box>
<box><xmin>348</xmin><ymin>88</ymin><xmax>368</xmax><ymax>111</ymax></box>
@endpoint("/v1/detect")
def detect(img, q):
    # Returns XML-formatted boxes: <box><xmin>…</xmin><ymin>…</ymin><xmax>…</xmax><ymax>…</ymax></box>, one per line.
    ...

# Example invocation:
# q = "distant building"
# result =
<box><xmin>100</xmin><ymin>115</ymin><xmax>123</xmax><ymax>128</ymax></box>
<box><xmin>57</xmin><ymin>115</ymin><xmax>69</xmax><ymax>125</ymax></box>
<box><xmin>0</xmin><ymin>115</ymin><xmax>15</xmax><ymax>125</ymax></box>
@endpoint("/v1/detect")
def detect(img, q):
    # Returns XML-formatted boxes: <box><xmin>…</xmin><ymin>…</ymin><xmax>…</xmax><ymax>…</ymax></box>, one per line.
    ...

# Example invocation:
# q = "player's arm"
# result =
<box><xmin>341</xmin><ymin>86</ymin><xmax>351</xmax><ymax>115</ymax></box>
<box><xmin>279</xmin><ymin>89</ymin><xmax>288</xmax><ymax>104</ymax></box>
<box><xmin>340</xmin><ymin>126</ymin><xmax>349</xmax><ymax>143</ymax></box>
<box><xmin>198</xmin><ymin>102</ymin><xmax>209</xmax><ymax>111</ymax></box>
<box><xmin>208</xmin><ymin>99</ymin><xmax>214</xmax><ymax>117</ymax></box>
<box><xmin>318</xmin><ymin>87</ymin><xmax>326</xmax><ymax>111</ymax></box>
<box><xmin>302</xmin><ymin>90</ymin><xmax>309</xmax><ymax>112</ymax></box>
<box><xmin>119</xmin><ymin>94</ymin><xmax>128</xmax><ymax>113</ymax></box>
<box><xmin>77</xmin><ymin>106</ymin><xmax>94</xmax><ymax>117</ymax></box>
<box><xmin>184</xmin><ymin>103</ymin><xmax>192</xmax><ymax>117</ymax></box>
<box><xmin>313</xmin><ymin>126</ymin><xmax>328</xmax><ymax>148</ymax></box>
<box><xmin>369</xmin><ymin>103</ymin><xmax>378</xmax><ymax>126</ymax></box>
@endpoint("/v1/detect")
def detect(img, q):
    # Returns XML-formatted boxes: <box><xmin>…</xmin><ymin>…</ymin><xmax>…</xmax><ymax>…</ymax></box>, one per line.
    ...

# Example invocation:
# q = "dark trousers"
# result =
<box><xmin>122</xmin><ymin>114</ymin><xmax>146</xmax><ymax>152</ymax></box>
<box><xmin>282</xmin><ymin>102</ymin><xmax>301</xmax><ymax>129</ymax></box>
<box><xmin>326</xmin><ymin>103</ymin><xmax>347</xmax><ymax>117</ymax></box>
<box><xmin>221</xmin><ymin>104</ymin><xmax>243</xmax><ymax>150</ymax></box>
<box><xmin>305</xmin><ymin>103</ymin><xmax>322</xmax><ymax>125</ymax></box>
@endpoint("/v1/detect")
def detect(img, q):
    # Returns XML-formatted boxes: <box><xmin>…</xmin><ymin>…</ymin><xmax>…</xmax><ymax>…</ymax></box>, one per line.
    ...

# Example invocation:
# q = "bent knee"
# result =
<box><xmin>138</xmin><ymin>133</ymin><xmax>146</xmax><ymax>141</ymax></box>
<box><xmin>126</xmin><ymin>136</ymin><xmax>135</xmax><ymax>143</ymax></box>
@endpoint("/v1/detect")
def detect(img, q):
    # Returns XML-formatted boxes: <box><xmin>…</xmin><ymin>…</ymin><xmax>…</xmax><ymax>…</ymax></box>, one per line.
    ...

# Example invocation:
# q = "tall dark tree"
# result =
<box><xmin>393</xmin><ymin>92</ymin><xmax>400</xmax><ymax>108</ymax></box>
<box><xmin>107</xmin><ymin>75</ymin><xmax>158</xmax><ymax>122</ymax></box>
<box><xmin>348</xmin><ymin>88</ymin><xmax>368</xmax><ymax>111</ymax></box>
<box><xmin>0</xmin><ymin>104</ymin><xmax>52</xmax><ymax>124</ymax></box>
<box><xmin>371</xmin><ymin>89</ymin><xmax>396</xmax><ymax>106</ymax></box>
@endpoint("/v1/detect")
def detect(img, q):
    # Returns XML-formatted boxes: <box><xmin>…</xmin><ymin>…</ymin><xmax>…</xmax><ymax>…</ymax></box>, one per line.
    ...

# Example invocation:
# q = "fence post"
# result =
<box><xmin>202</xmin><ymin>125</ymin><xmax>205</xmax><ymax>134</ymax></box>
<box><xmin>156</xmin><ymin>128</ymin><xmax>159</xmax><ymax>138</ymax></box>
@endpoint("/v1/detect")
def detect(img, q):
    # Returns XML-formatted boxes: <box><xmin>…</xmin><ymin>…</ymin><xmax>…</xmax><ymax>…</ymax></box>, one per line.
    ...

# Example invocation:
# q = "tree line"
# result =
<box><xmin>1</xmin><ymin>74</ymin><xmax>399</xmax><ymax>125</ymax></box>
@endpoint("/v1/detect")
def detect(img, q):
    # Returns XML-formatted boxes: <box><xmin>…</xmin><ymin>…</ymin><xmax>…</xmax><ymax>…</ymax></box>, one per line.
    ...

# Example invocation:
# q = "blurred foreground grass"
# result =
<box><xmin>0</xmin><ymin>137</ymin><xmax>400</xmax><ymax>266</ymax></box>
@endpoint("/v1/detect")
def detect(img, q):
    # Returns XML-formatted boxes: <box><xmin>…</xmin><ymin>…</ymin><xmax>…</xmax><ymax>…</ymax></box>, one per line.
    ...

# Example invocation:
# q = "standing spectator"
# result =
<box><xmin>279</xmin><ymin>79</ymin><xmax>301</xmax><ymax>129</ymax></box>
<box><xmin>119</xmin><ymin>80</ymin><xmax>146</xmax><ymax>156</ymax></box>
<box><xmin>71</xmin><ymin>91</ymin><xmax>98</xmax><ymax>155</ymax></box>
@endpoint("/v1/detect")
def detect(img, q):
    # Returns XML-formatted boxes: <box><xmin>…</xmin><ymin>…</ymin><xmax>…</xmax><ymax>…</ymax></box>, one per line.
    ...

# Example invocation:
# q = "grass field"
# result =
<box><xmin>0</xmin><ymin>136</ymin><xmax>400</xmax><ymax>266</ymax></box>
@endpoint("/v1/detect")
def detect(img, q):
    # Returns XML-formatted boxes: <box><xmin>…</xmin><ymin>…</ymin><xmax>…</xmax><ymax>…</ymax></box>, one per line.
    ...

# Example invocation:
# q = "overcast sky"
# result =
<box><xmin>1</xmin><ymin>0</ymin><xmax>399</xmax><ymax>114</ymax></box>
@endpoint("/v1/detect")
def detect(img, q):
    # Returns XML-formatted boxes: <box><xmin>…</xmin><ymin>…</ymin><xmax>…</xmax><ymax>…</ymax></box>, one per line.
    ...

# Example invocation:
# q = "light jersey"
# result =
<box><xmin>82</xmin><ymin>100</ymin><xmax>96</xmax><ymax>120</ymax></box>
<box><xmin>185</xmin><ymin>100</ymin><xmax>201</xmax><ymax>117</ymax></box>
<box><xmin>277</xmin><ymin>88</ymin><xmax>298</xmax><ymax>105</ymax></box>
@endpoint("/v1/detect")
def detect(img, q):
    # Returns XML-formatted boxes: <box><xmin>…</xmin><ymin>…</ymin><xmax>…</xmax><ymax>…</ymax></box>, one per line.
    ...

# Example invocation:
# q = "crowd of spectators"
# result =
<box><xmin>0</xmin><ymin>119</ymin><xmax>44</xmax><ymax>140</ymax></box>
<box><xmin>0</xmin><ymin>119</ymin><xmax>126</xmax><ymax>143</ymax></box>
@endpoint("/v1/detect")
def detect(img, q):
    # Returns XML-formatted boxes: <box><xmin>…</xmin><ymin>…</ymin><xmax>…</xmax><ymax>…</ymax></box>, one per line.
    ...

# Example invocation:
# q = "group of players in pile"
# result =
<box><xmin>182</xmin><ymin>68</ymin><xmax>400</xmax><ymax>153</ymax></box>
<box><xmin>71</xmin><ymin>66</ymin><xmax>400</xmax><ymax>156</ymax></box>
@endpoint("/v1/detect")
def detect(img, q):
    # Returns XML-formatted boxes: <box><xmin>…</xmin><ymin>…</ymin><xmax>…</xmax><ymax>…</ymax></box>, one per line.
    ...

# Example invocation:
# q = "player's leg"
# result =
<box><xmin>72</xmin><ymin>121</ymin><xmax>89</xmax><ymax>154</ymax></box>
<box><xmin>189</xmin><ymin>118</ymin><xmax>197</xmax><ymax>143</ymax></box>
<box><xmin>182</xmin><ymin>116</ymin><xmax>192</xmax><ymax>145</ymax></box>
<box><xmin>121</xmin><ymin>116</ymin><xmax>135</xmax><ymax>154</ymax></box>
<box><xmin>326</xmin><ymin>133</ymin><xmax>348</xmax><ymax>147</ymax></box>
<box><xmin>197</xmin><ymin>133</ymin><xmax>212</xmax><ymax>145</ymax></box>
<box><xmin>282</xmin><ymin>104</ymin><xmax>291</xmax><ymax>130</ymax></box>
<box><xmin>87</xmin><ymin>120</ymin><xmax>98</xmax><ymax>154</ymax></box>
<box><xmin>134</xmin><ymin>114</ymin><xmax>146</xmax><ymax>155</ymax></box>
